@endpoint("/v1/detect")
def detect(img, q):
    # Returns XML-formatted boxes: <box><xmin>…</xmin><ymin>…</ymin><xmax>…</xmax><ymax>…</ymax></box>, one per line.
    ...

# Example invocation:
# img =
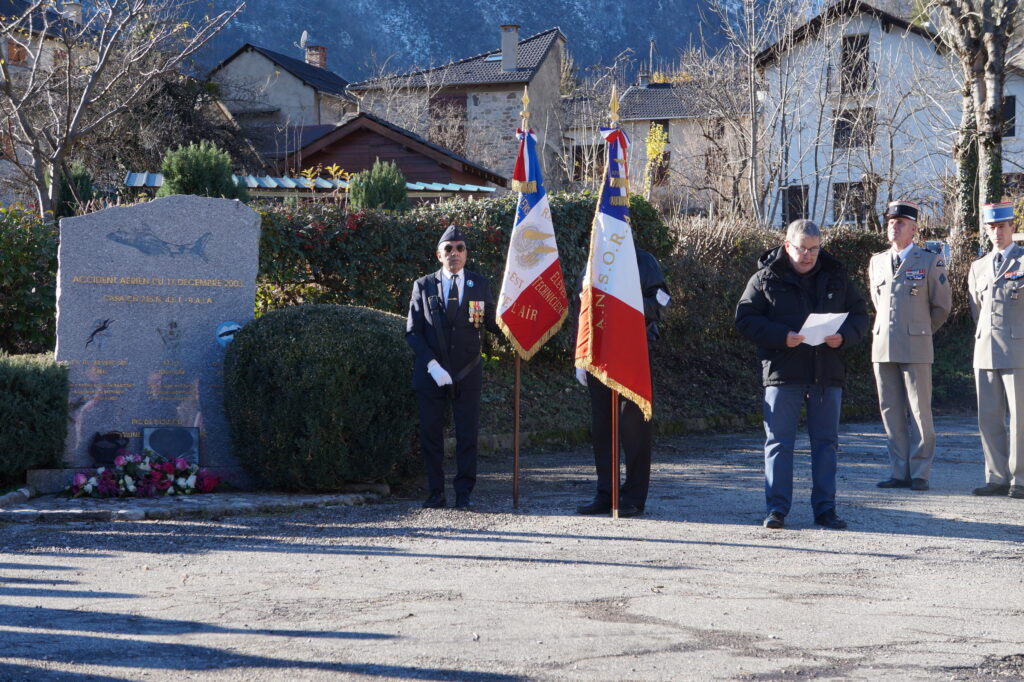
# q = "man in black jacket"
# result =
<box><xmin>735</xmin><ymin>219</ymin><xmax>869</xmax><ymax>530</ymax></box>
<box><xmin>406</xmin><ymin>225</ymin><xmax>500</xmax><ymax>510</ymax></box>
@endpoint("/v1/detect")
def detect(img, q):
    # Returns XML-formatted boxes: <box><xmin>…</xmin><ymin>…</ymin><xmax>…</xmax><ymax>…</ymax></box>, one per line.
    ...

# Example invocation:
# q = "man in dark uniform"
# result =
<box><xmin>406</xmin><ymin>225</ymin><xmax>500</xmax><ymax>509</ymax></box>
<box><xmin>575</xmin><ymin>246</ymin><xmax>670</xmax><ymax>518</ymax></box>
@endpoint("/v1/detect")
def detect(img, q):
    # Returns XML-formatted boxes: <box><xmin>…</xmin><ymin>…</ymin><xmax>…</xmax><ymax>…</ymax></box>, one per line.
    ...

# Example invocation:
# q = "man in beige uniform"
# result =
<box><xmin>969</xmin><ymin>201</ymin><xmax>1024</xmax><ymax>499</ymax></box>
<box><xmin>869</xmin><ymin>201</ymin><xmax>952</xmax><ymax>491</ymax></box>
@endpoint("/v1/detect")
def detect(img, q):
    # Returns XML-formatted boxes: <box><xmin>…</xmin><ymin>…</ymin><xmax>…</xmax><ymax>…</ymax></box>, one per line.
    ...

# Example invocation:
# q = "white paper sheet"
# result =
<box><xmin>798</xmin><ymin>312</ymin><xmax>848</xmax><ymax>346</ymax></box>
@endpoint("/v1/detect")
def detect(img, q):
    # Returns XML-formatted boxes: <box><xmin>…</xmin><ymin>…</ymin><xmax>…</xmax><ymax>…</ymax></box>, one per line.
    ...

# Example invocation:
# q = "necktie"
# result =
<box><xmin>892</xmin><ymin>254</ymin><xmax>901</xmax><ymax>274</ymax></box>
<box><xmin>995</xmin><ymin>252</ymin><xmax>1004</xmax><ymax>274</ymax></box>
<box><xmin>446</xmin><ymin>275</ymin><xmax>459</xmax><ymax>323</ymax></box>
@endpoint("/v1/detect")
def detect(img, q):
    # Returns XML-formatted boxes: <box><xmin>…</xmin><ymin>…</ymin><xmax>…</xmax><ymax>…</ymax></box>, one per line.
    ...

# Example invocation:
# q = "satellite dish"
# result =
<box><xmin>298</xmin><ymin>30</ymin><xmax>309</xmax><ymax>49</ymax></box>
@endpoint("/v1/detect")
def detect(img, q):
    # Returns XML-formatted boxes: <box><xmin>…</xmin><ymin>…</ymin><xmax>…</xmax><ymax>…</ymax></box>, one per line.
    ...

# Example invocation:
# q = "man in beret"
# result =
<box><xmin>969</xmin><ymin>201</ymin><xmax>1024</xmax><ymax>499</ymax></box>
<box><xmin>868</xmin><ymin>201</ymin><xmax>951</xmax><ymax>492</ymax></box>
<box><xmin>406</xmin><ymin>225</ymin><xmax>500</xmax><ymax>509</ymax></box>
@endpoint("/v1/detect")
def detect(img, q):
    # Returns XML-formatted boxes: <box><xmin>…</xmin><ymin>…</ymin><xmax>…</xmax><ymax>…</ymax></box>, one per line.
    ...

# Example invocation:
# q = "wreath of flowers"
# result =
<box><xmin>68</xmin><ymin>451</ymin><xmax>220</xmax><ymax>498</ymax></box>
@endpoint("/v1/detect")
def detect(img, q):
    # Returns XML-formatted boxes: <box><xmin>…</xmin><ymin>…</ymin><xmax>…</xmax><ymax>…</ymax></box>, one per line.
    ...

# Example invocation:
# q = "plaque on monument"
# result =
<box><xmin>52</xmin><ymin>195</ymin><xmax>260</xmax><ymax>484</ymax></box>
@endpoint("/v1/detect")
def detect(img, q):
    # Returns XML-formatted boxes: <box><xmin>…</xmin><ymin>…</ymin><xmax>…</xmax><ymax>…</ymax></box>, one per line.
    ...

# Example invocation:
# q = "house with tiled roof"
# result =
<box><xmin>348</xmin><ymin>25</ymin><xmax>567</xmax><ymax>183</ymax></box>
<box><xmin>207</xmin><ymin>41</ymin><xmax>357</xmax><ymax>162</ymax></box>
<box><xmin>562</xmin><ymin>76</ymin><xmax>749</xmax><ymax>213</ymax></box>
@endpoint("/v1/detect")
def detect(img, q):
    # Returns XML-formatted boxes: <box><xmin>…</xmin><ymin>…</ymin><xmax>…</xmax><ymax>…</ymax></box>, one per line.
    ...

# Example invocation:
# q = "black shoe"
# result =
<box><xmin>422</xmin><ymin>492</ymin><xmax>446</xmax><ymax>509</ymax></box>
<box><xmin>911</xmin><ymin>478</ymin><xmax>929</xmax><ymax>491</ymax></box>
<box><xmin>814</xmin><ymin>510</ymin><xmax>847</xmax><ymax>529</ymax></box>
<box><xmin>763</xmin><ymin>511</ymin><xmax>785</xmax><ymax>529</ymax></box>
<box><xmin>576</xmin><ymin>499</ymin><xmax>611</xmax><ymax>515</ymax></box>
<box><xmin>877</xmin><ymin>478</ymin><xmax>912</xmax><ymax>489</ymax></box>
<box><xmin>1009</xmin><ymin>485</ymin><xmax>1024</xmax><ymax>499</ymax></box>
<box><xmin>617</xmin><ymin>503</ymin><xmax>642</xmax><ymax>518</ymax></box>
<box><xmin>972</xmin><ymin>482</ymin><xmax>1010</xmax><ymax>496</ymax></box>
<box><xmin>454</xmin><ymin>494</ymin><xmax>473</xmax><ymax>509</ymax></box>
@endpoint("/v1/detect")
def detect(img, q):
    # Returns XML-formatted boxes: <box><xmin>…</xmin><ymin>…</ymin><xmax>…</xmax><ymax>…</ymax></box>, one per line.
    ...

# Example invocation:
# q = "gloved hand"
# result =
<box><xmin>575</xmin><ymin>367</ymin><xmax>588</xmax><ymax>387</ymax></box>
<box><xmin>427</xmin><ymin>359</ymin><xmax>453</xmax><ymax>387</ymax></box>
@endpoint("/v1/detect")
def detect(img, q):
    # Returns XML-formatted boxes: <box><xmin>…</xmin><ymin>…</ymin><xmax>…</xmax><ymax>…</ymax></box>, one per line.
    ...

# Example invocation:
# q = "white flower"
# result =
<box><xmin>127</xmin><ymin>483</ymin><xmax>136</xmax><ymax>493</ymax></box>
<box><xmin>124</xmin><ymin>475</ymin><xmax>133</xmax><ymax>486</ymax></box>
<box><xmin>87</xmin><ymin>477</ymin><xmax>98</xmax><ymax>486</ymax></box>
<box><xmin>96</xmin><ymin>467</ymin><xmax>106</xmax><ymax>474</ymax></box>
<box><xmin>175</xmin><ymin>477</ymin><xmax>187</xmax><ymax>487</ymax></box>
<box><xmin>83</xmin><ymin>483</ymin><xmax>93</xmax><ymax>493</ymax></box>
<box><xmin>185</xmin><ymin>474</ymin><xmax>197</xmax><ymax>489</ymax></box>
<box><xmin>166</xmin><ymin>487</ymin><xmax>176</xmax><ymax>495</ymax></box>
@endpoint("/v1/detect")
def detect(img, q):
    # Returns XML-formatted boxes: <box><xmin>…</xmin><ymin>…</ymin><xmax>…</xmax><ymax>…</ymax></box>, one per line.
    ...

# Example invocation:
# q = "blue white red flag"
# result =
<box><xmin>574</xmin><ymin>126</ymin><xmax>652</xmax><ymax>420</ymax></box>
<box><xmin>497</xmin><ymin>129</ymin><xmax>569</xmax><ymax>359</ymax></box>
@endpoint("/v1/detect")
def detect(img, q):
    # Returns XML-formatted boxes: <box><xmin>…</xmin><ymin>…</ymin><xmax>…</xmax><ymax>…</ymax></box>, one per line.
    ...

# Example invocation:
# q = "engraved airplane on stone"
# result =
<box><xmin>106</xmin><ymin>229</ymin><xmax>212</xmax><ymax>261</ymax></box>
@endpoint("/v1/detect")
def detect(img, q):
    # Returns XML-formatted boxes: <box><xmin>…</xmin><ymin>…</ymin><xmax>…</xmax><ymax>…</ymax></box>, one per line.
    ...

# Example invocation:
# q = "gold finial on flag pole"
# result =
<box><xmin>520</xmin><ymin>86</ymin><xmax>530</xmax><ymax>128</ymax></box>
<box><xmin>609</xmin><ymin>84</ymin><xmax>620</xmax><ymax>125</ymax></box>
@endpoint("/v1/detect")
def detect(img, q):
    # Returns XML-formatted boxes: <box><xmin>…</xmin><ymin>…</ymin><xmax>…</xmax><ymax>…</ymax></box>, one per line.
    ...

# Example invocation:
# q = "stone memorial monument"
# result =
<box><xmin>32</xmin><ymin>195</ymin><xmax>260</xmax><ymax>492</ymax></box>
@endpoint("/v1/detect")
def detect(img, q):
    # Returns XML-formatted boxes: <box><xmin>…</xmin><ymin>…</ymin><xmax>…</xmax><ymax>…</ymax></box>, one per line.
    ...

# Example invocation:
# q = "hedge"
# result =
<box><xmin>0</xmin><ymin>352</ymin><xmax>68</xmax><ymax>479</ymax></box>
<box><xmin>223</xmin><ymin>304</ymin><xmax>417</xmax><ymax>491</ymax></box>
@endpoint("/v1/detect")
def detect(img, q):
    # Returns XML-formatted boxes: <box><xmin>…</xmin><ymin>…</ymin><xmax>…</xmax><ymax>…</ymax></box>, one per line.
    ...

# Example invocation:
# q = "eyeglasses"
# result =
<box><xmin>443</xmin><ymin>243</ymin><xmax>466</xmax><ymax>254</ymax></box>
<box><xmin>788</xmin><ymin>244</ymin><xmax>820</xmax><ymax>256</ymax></box>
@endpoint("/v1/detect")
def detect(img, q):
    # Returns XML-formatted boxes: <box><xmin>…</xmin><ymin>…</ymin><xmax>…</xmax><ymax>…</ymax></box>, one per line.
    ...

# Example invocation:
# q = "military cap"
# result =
<box><xmin>885</xmin><ymin>200</ymin><xmax>919</xmax><ymax>222</ymax></box>
<box><xmin>437</xmin><ymin>224</ymin><xmax>468</xmax><ymax>248</ymax></box>
<box><xmin>982</xmin><ymin>201</ymin><xmax>1015</xmax><ymax>224</ymax></box>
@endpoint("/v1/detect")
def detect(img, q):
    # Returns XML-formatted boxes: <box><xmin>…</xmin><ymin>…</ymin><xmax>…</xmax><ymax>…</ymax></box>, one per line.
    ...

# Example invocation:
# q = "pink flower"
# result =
<box><xmin>114</xmin><ymin>455</ymin><xmax>126</xmax><ymax>467</ymax></box>
<box><xmin>160</xmin><ymin>462</ymin><xmax>175</xmax><ymax>475</ymax></box>
<box><xmin>73</xmin><ymin>473</ymin><xmax>87</xmax><ymax>487</ymax></box>
<box><xmin>174</xmin><ymin>457</ymin><xmax>188</xmax><ymax>471</ymax></box>
<box><xmin>156</xmin><ymin>479</ymin><xmax>172</xmax><ymax>491</ymax></box>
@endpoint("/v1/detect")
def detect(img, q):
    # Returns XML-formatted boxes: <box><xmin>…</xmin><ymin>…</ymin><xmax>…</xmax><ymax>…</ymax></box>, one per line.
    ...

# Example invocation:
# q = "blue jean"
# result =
<box><xmin>762</xmin><ymin>384</ymin><xmax>842</xmax><ymax>517</ymax></box>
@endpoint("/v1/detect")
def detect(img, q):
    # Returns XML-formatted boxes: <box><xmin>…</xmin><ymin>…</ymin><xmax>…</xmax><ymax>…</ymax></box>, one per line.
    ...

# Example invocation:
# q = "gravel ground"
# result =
<box><xmin>1</xmin><ymin>414</ymin><xmax>1023</xmax><ymax>681</ymax></box>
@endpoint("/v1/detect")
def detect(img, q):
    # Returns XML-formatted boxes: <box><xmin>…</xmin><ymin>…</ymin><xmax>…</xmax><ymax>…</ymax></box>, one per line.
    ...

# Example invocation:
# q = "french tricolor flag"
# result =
<box><xmin>574</xmin><ymin>126</ymin><xmax>652</xmax><ymax>420</ymax></box>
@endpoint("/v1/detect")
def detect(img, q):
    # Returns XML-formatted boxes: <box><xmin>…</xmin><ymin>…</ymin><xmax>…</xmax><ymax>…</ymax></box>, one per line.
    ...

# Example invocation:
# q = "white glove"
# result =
<box><xmin>427</xmin><ymin>359</ymin><xmax>453</xmax><ymax>387</ymax></box>
<box><xmin>575</xmin><ymin>367</ymin><xmax>588</xmax><ymax>387</ymax></box>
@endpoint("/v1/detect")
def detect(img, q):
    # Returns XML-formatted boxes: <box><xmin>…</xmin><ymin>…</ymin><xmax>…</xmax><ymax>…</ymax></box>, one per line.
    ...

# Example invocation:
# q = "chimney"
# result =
<box><xmin>500</xmin><ymin>24</ymin><xmax>519</xmax><ymax>73</ymax></box>
<box><xmin>638</xmin><ymin>70</ymin><xmax>651</xmax><ymax>88</ymax></box>
<box><xmin>305</xmin><ymin>44</ymin><xmax>327</xmax><ymax>69</ymax></box>
<box><xmin>62</xmin><ymin>1</ymin><xmax>82</xmax><ymax>23</ymax></box>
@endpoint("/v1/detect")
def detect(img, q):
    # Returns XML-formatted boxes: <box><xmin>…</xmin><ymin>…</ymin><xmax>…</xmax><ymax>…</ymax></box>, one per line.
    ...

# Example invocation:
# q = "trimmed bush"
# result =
<box><xmin>0</xmin><ymin>204</ymin><xmax>58</xmax><ymax>354</ymax></box>
<box><xmin>0</xmin><ymin>352</ymin><xmax>68</xmax><ymax>478</ymax></box>
<box><xmin>348</xmin><ymin>159</ymin><xmax>410</xmax><ymax>211</ymax></box>
<box><xmin>223</xmin><ymin>304</ymin><xmax>416</xmax><ymax>491</ymax></box>
<box><xmin>157</xmin><ymin>141</ymin><xmax>249</xmax><ymax>201</ymax></box>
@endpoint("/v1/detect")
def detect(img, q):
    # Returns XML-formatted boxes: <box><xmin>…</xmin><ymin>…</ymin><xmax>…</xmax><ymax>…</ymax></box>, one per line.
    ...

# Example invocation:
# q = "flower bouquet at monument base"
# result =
<box><xmin>68</xmin><ymin>451</ymin><xmax>221</xmax><ymax>498</ymax></box>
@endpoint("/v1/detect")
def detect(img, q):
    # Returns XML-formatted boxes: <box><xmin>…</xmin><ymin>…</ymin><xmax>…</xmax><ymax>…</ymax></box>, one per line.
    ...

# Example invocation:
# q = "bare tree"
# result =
<box><xmin>932</xmin><ymin>0</ymin><xmax>1021</xmax><ymax>232</ymax></box>
<box><xmin>0</xmin><ymin>0</ymin><xmax>243</xmax><ymax>218</ymax></box>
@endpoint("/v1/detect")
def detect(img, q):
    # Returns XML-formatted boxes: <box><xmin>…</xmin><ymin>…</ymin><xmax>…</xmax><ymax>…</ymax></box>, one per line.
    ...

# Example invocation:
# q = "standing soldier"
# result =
<box><xmin>969</xmin><ymin>201</ymin><xmax>1024</xmax><ymax>499</ymax></box>
<box><xmin>406</xmin><ymin>225</ymin><xmax>501</xmax><ymax>510</ymax></box>
<box><xmin>869</xmin><ymin>201</ymin><xmax>952</xmax><ymax>491</ymax></box>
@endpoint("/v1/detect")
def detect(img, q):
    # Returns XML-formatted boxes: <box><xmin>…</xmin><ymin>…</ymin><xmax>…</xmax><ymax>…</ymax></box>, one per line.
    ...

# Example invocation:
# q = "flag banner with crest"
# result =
<box><xmin>497</xmin><ymin>128</ymin><xmax>569</xmax><ymax>360</ymax></box>
<box><xmin>574</xmin><ymin>126</ymin><xmax>652</xmax><ymax>420</ymax></box>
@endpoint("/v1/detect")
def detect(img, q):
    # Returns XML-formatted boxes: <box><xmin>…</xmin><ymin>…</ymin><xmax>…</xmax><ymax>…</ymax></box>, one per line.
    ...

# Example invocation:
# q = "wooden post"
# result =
<box><xmin>513</xmin><ymin>355</ymin><xmax>521</xmax><ymax>509</ymax></box>
<box><xmin>611</xmin><ymin>390</ymin><xmax>620</xmax><ymax>519</ymax></box>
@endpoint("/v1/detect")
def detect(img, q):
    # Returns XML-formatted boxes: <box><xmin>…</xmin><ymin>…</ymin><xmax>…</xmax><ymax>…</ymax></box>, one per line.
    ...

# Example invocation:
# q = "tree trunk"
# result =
<box><xmin>954</xmin><ymin>94</ymin><xmax>979</xmax><ymax>236</ymax></box>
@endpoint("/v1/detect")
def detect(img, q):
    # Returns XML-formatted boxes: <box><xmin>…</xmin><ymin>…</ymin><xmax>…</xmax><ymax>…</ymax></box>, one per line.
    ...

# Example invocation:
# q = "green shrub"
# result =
<box><xmin>55</xmin><ymin>163</ymin><xmax>94</xmax><ymax>219</ymax></box>
<box><xmin>0</xmin><ymin>352</ymin><xmax>68</xmax><ymax>478</ymax></box>
<box><xmin>0</xmin><ymin>205</ymin><xmax>58</xmax><ymax>354</ymax></box>
<box><xmin>347</xmin><ymin>159</ymin><xmax>410</xmax><ymax>211</ymax></box>
<box><xmin>223</xmin><ymin>304</ymin><xmax>416</xmax><ymax>491</ymax></box>
<box><xmin>157</xmin><ymin>141</ymin><xmax>248</xmax><ymax>201</ymax></box>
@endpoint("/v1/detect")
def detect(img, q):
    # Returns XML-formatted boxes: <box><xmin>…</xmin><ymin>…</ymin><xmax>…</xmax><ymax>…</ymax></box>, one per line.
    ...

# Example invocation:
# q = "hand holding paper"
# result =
<box><xmin>798</xmin><ymin>313</ymin><xmax>848</xmax><ymax>346</ymax></box>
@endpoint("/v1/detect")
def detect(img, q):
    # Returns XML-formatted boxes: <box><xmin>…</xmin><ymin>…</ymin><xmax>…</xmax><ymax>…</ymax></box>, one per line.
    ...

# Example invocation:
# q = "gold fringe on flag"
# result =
<box><xmin>609</xmin><ymin>177</ymin><xmax>628</xmax><ymax>188</ymax></box>
<box><xmin>497</xmin><ymin>305</ymin><xmax>568</xmax><ymax>362</ymax></box>
<box><xmin>609</xmin><ymin>195</ymin><xmax>630</xmax><ymax>206</ymax></box>
<box><xmin>511</xmin><ymin>180</ymin><xmax>537</xmax><ymax>194</ymax></box>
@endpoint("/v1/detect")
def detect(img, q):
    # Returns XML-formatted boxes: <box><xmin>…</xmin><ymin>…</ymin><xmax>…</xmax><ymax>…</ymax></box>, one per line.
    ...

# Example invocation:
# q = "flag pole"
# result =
<box><xmin>609</xmin><ymin>85</ymin><xmax>621</xmax><ymax>521</ymax></box>
<box><xmin>512</xmin><ymin>86</ymin><xmax>530</xmax><ymax>510</ymax></box>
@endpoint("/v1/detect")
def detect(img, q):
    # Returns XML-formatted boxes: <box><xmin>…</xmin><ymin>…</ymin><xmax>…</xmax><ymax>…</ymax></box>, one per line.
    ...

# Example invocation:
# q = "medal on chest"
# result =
<box><xmin>469</xmin><ymin>300</ymin><xmax>485</xmax><ymax>328</ymax></box>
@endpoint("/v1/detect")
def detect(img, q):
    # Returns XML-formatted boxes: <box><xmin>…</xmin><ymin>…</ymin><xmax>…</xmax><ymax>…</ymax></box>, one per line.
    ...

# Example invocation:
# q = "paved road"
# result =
<box><xmin>1</xmin><ymin>415</ymin><xmax>1023</xmax><ymax>681</ymax></box>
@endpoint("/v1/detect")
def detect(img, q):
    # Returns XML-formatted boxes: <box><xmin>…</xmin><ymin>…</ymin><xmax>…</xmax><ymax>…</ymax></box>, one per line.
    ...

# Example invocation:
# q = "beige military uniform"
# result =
<box><xmin>969</xmin><ymin>245</ymin><xmax>1024</xmax><ymax>487</ymax></box>
<box><xmin>868</xmin><ymin>245</ymin><xmax>952</xmax><ymax>481</ymax></box>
